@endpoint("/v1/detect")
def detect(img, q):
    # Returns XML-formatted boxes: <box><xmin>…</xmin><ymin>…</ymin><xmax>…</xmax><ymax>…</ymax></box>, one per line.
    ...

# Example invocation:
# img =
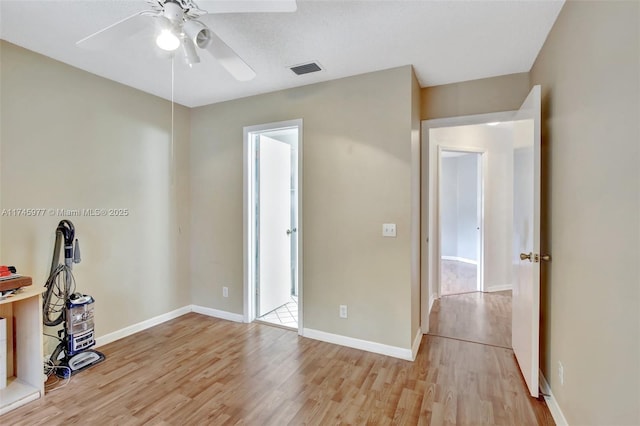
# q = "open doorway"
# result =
<box><xmin>439</xmin><ymin>150</ymin><xmax>484</xmax><ymax>296</ymax></box>
<box><xmin>423</xmin><ymin>118</ymin><xmax>515</xmax><ymax>349</ymax></box>
<box><xmin>421</xmin><ymin>87</ymin><xmax>543</xmax><ymax>399</ymax></box>
<box><xmin>421</xmin><ymin>111</ymin><xmax>516</xmax><ymax>346</ymax></box>
<box><xmin>244</xmin><ymin>119</ymin><xmax>302</xmax><ymax>332</ymax></box>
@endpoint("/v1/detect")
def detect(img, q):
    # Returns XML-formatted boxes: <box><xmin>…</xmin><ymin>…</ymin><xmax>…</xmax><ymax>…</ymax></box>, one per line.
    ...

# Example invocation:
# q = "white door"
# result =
<box><xmin>512</xmin><ymin>85</ymin><xmax>542</xmax><ymax>397</ymax></box>
<box><xmin>257</xmin><ymin>135</ymin><xmax>292</xmax><ymax>316</ymax></box>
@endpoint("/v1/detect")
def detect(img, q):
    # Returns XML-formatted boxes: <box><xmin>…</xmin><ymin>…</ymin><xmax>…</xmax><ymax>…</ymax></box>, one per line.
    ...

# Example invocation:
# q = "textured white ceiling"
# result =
<box><xmin>0</xmin><ymin>0</ymin><xmax>564</xmax><ymax>107</ymax></box>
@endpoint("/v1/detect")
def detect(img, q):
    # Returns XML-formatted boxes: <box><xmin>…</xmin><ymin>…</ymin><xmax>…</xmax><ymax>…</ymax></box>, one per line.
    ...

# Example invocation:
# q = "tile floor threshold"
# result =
<box><xmin>257</xmin><ymin>297</ymin><xmax>298</xmax><ymax>329</ymax></box>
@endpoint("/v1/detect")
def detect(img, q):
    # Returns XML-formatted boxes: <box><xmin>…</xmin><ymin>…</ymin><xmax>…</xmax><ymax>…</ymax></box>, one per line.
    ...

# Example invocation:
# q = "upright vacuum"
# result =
<box><xmin>43</xmin><ymin>220</ymin><xmax>105</xmax><ymax>377</ymax></box>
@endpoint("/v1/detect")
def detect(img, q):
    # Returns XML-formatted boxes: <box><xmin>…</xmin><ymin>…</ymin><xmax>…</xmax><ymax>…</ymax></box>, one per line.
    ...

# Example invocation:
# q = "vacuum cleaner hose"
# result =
<box><xmin>43</xmin><ymin>220</ymin><xmax>77</xmax><ymax>327</ymax></box>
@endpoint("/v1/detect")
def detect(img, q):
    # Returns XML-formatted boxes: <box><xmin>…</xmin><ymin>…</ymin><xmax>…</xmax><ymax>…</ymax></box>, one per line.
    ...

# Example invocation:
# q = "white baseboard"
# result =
<box><xmin>411</xmin><ymin>328</ymin><xmax>422</xmax><ymax>360</ymax></box>
<box><xmin>485</xmin><ymin>284</ymin><xmax>512</xmax><ymax>292</ymax></box>
<box><xmin>539</xmin><ymin>370</ymin><xmax>569</xmax><ymax>426</ymax></box>
<box><xmin>95</xmin><ymin>306</ymin><xmax>191</xmax><ymax>348</ymax></box>
<box><xmin>192</xmin><ymin>305</ymin><xmax>244</xmax><ymax>323</ymax></box>
<box><xmin>94</xmin><ymin>307</ymin><xmax>416</xmax><ymax>364</ymax></box>
<box><xmin>441</xmin><ymin>256</ymin><xmax>478</xmax><ymax>265</ymax></box>
<box><xmin>95</xmin><ymin>305</ymin><xmax>243</xmax><ymax>348</ymax></box>
<box><xmin>302</xmin><ymin>328</ymin><xmax>413</xmax><ymax>361</ymax></box>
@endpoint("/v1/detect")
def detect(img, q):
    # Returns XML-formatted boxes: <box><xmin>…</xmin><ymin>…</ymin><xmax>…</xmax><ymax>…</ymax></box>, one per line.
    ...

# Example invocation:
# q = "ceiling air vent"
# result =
<box><xmin>290</xmin><ymin>62</ymin><xmax>322</xmax><ymax>75</ymax></box>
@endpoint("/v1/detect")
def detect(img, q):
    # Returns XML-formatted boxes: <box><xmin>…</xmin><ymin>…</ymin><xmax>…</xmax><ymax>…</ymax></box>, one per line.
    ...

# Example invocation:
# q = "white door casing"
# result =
<box><xmin>244</xmin><ymin>120</ymin><xmax>303</xmax><ymax>333</ymax></box>
<box><xmin>512</xmin><ymin>85</ymin><xmax>542</xmax><ymax>398</ymax></box>
<box><xmin>421</xmin><ymin>111</ymin><xmax>515</xmax><ymax>332</ymax></box>
<box><xmin>257</xmin><ymin>135</ymin><xmax>293</xmax><ymax>316</ymax></box>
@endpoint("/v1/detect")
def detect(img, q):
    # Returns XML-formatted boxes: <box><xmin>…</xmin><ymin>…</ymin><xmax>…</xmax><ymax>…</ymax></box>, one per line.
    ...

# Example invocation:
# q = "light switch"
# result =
<box><xmin>382</xmin><ymin>223</ymin><xmax>396</xmax><ymax>237</ymax></box>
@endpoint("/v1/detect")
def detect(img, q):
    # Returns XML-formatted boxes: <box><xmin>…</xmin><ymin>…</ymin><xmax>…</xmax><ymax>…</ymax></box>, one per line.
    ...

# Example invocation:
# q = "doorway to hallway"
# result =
<box><xmin>439</xmin><ymin>150</ymin><xmax>483</xmax><ymax>296</ymax></box>
<box><xmin>244</xmin><ymin>119</ymin><xmax>302</xmax><ymax>332</ymax></box>
<box><xmin>422</xmin><ymin>85</ymin><xmax>542</xmax><ymax>398</ymax></box>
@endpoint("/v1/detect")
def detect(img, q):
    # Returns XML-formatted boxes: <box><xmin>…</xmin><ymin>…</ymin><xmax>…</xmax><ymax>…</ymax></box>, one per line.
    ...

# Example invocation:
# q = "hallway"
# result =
<box><xmin>427</xmin><ymin>290</ymin><xmax>553</xmax><ymax>424</ymax></box>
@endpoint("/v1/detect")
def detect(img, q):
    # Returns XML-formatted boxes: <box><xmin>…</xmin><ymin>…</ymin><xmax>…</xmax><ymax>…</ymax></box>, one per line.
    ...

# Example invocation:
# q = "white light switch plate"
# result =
<box><xmin>382</xmin><ymin>223</ymin><xmax>396</xmax><ymax>237</ymax></box>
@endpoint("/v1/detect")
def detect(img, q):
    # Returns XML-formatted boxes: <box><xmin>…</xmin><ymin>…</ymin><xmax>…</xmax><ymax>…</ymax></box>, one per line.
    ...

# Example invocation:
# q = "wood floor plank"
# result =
<box><xmin>2</xmin><ymin>297</ymin><xmax>553</xmax><ymax>425</ymax></box>
<box><xmin>429</xmin><ymin>291</ymin><xmax>512</xmax><ymax>348</ymax></box>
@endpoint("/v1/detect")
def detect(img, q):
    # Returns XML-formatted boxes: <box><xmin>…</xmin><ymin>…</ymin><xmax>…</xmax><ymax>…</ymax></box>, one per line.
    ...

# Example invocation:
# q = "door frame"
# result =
<box><xmin>421</xmin><ymin>111</ymin><xmax>515</xmax><ymax>331</ymax></box>
<box><xmin>437</xmin><ymin>147</ymin><xmax>486</xmax><ymax>296</ymax></box>
<box><xmin>243</xmin><ymin>119</ymin><xmax>303</xmax><ymax>334</ymax></box>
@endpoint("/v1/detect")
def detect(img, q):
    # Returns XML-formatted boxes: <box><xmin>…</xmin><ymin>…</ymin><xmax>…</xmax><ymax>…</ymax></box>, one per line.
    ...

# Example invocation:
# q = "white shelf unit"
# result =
<box><xmin>0</xmin><ymin>285</ymin><xmax>44</xmax><ymax>415</ymax></box>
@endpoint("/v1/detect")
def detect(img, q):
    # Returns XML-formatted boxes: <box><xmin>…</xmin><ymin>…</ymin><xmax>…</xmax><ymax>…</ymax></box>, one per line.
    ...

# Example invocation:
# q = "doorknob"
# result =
<box><xmin>520</xmin><ymin>252</ymin><xmax>532</xmax><ymax>261</ymax></box>
<box><xmin>538</xmin><ymin>254</ymin><xmax>551</xmax><ymax>262</ymax></box>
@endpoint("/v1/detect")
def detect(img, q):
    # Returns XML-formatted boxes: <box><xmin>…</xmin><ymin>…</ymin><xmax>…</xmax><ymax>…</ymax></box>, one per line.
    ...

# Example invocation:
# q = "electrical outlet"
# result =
<box><xmin>382</xmin><ymin>223</ymin><xmax>396</xmax><ymax>237</ymax></box>
<box><xmin>339</xmin><ymin>305</ymin><xmax>348</xmax><ymax>318</ymax></box>
<box><xmin>223</xmin><ymin>287</ymin><xmax>229</xmax><ymax>298</ymax></box>
<box><xmin>558</xmin><ymin>361</ymin><xmax>564</xmax><ymax>385</ymax></box>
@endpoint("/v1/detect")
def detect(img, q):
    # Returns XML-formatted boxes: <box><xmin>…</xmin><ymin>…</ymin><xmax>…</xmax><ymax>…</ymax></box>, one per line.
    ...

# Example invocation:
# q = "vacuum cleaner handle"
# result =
<box><xmin>59</xmin><ymin>220</ymin><xmax>75</xmax><ymax>261</ymax></box>
<box><xmin>48</xmin><ymin>220</ymin><xmax>77</xmax><ymax>276</ymax></box>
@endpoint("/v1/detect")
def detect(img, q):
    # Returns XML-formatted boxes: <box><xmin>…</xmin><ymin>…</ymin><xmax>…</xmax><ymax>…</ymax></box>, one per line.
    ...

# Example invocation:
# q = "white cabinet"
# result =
<box><xmin>0</xmin><ymin>286</ymin><xmax>44</xmax><ymax>415</ymax></box>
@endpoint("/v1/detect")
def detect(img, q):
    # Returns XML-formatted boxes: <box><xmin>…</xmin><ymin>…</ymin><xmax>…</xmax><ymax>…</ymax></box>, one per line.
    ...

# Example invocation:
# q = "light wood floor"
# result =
<box><xmin>429</xmin><ymin>291</ymin><xmax>512</xmax><ymax>349</ymax></box>
<box><xmin>3</xmin><ymin>296</ymin><xmax>552</xmax><ymax>425</ymax></box>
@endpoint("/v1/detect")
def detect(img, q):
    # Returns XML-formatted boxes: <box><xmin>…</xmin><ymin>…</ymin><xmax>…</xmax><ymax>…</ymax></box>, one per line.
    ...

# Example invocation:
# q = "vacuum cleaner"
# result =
<box><xmin>42</xmin><ymin>220</ymin><xmax>105</xmax><ymax>378</ymax></box>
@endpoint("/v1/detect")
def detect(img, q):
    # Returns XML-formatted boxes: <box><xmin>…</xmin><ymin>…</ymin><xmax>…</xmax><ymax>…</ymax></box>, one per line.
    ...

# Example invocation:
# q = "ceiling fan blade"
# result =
<box><xmin>203</xmin><ymin>32</ymin><xmax>256</xmax><ymax>81</ymax></box>
<box><xmin>76</xmin><ymin>12</ymin><xmax>153</xmax><ymax>50</ymax></box>
<box><xmin>196</xmin><ymin>0</ymin><xmax>297</xmax><ymax>14</ymax></box>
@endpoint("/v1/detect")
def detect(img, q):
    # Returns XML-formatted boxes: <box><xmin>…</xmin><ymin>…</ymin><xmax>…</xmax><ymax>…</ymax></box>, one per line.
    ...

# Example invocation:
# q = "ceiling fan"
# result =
<box><xmin>76</xmin><ymin>0</ymin><xmax>297</xmax><ymax>81</ymax></box>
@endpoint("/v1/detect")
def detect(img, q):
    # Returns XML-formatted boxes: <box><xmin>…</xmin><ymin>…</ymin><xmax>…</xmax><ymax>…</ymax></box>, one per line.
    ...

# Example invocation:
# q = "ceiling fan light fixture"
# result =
<box><xmin>155</xmin><ymin>15</ymin><xmax>180</xmax><ymax>51</ymax></box>
<box><xmin>156</xmin><ymin>28</ymin><xmax>180</xmax><ymax>51</ymax></box>
<box><xmin>182</xmin><ymin>37</ymin><xmax>200</xmax><ymax>67</ymax></box>
<box><xmin>162</xmin><ymin>1</ymin><xmax>184</xmax><ymax>23</ymax></box>
<box><xmin>183</xmin><ymin>20</ymin><xmax>211</xmax><ymax>49</ymax></box>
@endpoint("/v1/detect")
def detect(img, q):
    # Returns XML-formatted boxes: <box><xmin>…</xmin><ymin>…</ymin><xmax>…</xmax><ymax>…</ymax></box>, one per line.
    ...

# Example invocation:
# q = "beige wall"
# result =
<box><xmin>1</xmin><ymin>41</ymin><xmax>420</xmax><ymax>353</ymax></box>
<box><xmin>421</xmin><ymin>73</ymin><xmax>530</xmax><ymax>120</ymax></box>
<box><xmin>190</xmin><ymin>66</ymin><xmax>418</xmax><ymax>349</ymax></box>
<box><xmin>531</xmin><ymin>1</ymin><xmax>640</xmax><ymax>424</ymax></box>
<box><xmin>410</xmin><ymin>69</ymin><xmax>421</xmax><ymax>341</ymax></box>
<box><xmin>0</xmin><ymin>42</ymin><xmax>191</xmax><ymax>348</ymax></box>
